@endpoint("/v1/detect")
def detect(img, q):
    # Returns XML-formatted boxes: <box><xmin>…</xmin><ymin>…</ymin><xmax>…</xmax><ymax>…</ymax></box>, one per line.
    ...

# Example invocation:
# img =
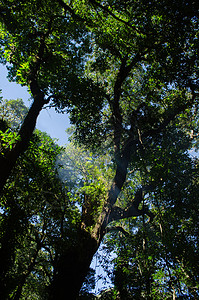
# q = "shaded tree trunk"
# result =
<box><xmin>47</xmin><ymin>131</ymin><xmax>135</xmax><ymax>299</ymax></box>
<box><xmin>48</xmin><ymin>152</ymin><xmax>133</xmax><ymax>299</ymax></box>
<box><xmin>0</xmin><ymin>82</ymin><xmax>48</xmax><ymax>193</ymax></box>
<box><xmin>48</xmin><ymin>230</ymin><xmax>100</xmax><ymax>300</ymax></box>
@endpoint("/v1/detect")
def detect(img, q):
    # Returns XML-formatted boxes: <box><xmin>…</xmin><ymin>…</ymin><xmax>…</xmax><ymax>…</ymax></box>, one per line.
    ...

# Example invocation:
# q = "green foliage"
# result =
<box><xmin>0</xmin><ymin>129</ymin><xmax>20</xmax><ymax>152</ymax></box>
<box><xmin>0</xmin><ymin>1</ymin><xmax>199</xmax><ymax>299</ymax></box>
<box><xmin>0</xmin><ymin>0</ymin><xmax>103</xmax><ymax>114</ymax></box>
<box><xmin>58</xmin><ymin>142</ymin><xmax>114</xmax><ymax>230</ymax></box>
<box><xmin>60</xmin><ymin>0</ymin><xmax>199</xmax><ymax>150</ymax></box>
<box><xmin>0</xmin><ymin>98</ymin><xmax>28</xmax><ymax>129</ymax></box>
<box><xmin>0</xmin><ymin>99</ymin><xmax>66</xmax><ymax>299</ymax></box>
<box><xmin>102</xmin><ymin>150</ymin><xmax>199</xmax><ymax>299</ymax></box>
<box><xmin>0</xmin><ymin>98</ymin><xmax>28</xmax><ymax>154</ymax></box>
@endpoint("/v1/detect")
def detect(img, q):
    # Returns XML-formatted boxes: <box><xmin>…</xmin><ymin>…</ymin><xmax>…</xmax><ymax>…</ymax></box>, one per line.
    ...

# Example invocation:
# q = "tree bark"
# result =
<box><xmin>48</xmin><ymin>174</ymin><xmax>150</xmax><ymax>299</ymax></box>
<box><xmin>48</xmin><ymin>230</ymin><xmax>100</xmax><ymax>300</ymax></box>
<box><xmin>0</xmin><ymin>82</ymin><xmax>47</xmax><ymax>193</ymax></box>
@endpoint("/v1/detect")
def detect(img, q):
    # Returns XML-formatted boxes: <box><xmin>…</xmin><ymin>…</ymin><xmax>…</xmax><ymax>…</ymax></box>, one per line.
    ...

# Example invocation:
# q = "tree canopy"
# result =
<box><xmin>0</xmin><ymin>0</ymin><xmax>199</xmax><ymax>299</ymax></box>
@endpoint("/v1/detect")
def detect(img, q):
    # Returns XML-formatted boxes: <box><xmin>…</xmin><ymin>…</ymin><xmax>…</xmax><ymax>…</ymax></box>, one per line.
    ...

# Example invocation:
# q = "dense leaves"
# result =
<box><xmin>0</xmin><ymin>0</ymin><xmax>199</xmax><ymax>299</ymax></box>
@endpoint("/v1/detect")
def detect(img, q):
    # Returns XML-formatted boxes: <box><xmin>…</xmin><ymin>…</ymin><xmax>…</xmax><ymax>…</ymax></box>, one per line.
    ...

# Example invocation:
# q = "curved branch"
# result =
<box><xmin>106</xmin><ymin>226</ymin><xmax>130</xmax><ymax>236</ymax></box>
<box><xmin>108</xmin><ymin>204</ymin><xmax>154</xmax><ymax>225</ymax></box>
<box><xmin>108</xmin><ymin>186</ymin><xmax>155</xmax><ymax>225</ymax></box>
<box><xmin>112</xmin><ymin>54</ymin><xmax>142</xmax><ymax>157</ymax></box>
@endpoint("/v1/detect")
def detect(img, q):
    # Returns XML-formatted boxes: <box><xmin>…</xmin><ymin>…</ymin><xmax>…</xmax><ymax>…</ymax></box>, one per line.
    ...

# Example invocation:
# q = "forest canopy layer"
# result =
<box><xmin>0</xmin><ymin>0</ymin><xmax>198</xmax><ymax>299</ymax></box>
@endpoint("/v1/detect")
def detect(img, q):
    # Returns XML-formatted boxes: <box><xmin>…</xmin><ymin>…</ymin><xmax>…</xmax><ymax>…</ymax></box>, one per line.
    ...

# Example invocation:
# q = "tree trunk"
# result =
<box><xmin>47</xmin><ymin>150</ymin><xmax>134</xmax><ymax>299</ymax></box>
<box><xmin>0</xmin><ymin>91</ymin><xmax>47</xmax><ymax>193</ymax></box>
<box><xmin>48</xmin><ymin>230</ymin><xmax>100</xmax><ymax>300</ymax></box>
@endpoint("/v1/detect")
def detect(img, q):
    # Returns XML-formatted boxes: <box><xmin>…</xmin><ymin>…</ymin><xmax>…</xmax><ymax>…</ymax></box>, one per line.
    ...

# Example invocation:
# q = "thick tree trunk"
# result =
<box><xmin>48</xmin><ymin>230</ymin><xmax>100</xmax><ymax>300</ymax></box>
<box><xmin>48</xmin><ymin>157</ymin><xmax>134</xmax><ymax>300</ymax></box>
<box><xmin>0</xmin><ymin>89</ymin><xmax>47</xmax><ymax>193</ymax></box>
<box><xmin>47</xmin><ymin>145</ymin><xmax>133</xmax><ymax>299</ymax></box>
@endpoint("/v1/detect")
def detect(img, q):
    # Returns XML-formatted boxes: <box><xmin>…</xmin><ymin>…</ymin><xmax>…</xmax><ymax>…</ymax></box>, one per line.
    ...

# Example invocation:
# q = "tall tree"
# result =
<box><xmin>105</xmin><ymin>145</ymin><xmax>199</xmax><ymax>299</ymax></box>
<box><xmin>0</xmin><ymin>100</ymin><xmax>65</xmax><ymax>299</ymax></box>
<box><xmin>0</xmin><ymin>0</ymin><xmax>97</xmax><ymax>191</ymax></box>
<box><xmin>0</xmin><ymin>1</ymin><xmax>198</xmax><ymax>299</ymax></box>
<box><xmin>47</xmin><ymin>1</ymin><xmax>198</xmax><ymax>298</ymax></box>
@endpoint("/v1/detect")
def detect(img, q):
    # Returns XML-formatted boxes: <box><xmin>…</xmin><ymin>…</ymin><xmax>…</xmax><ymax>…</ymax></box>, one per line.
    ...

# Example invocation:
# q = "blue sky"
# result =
<box><xmin>0</xmin><ymin>64</ymin><xmax>70</xmax><ymax>145</ymax></box>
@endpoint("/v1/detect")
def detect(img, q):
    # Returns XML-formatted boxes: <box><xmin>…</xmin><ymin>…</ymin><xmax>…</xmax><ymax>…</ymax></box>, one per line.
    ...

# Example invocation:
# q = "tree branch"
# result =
<box><xmin>108</xmin><ymin>186</ymin><xmax>155</xmax><ymax>225</ymax></box>
<box><xmin>143</xmin><ymin>95</ymin><xmax>196</xmax><ymax>139</ymax></box>
<box><xmin>106</xmin><ymin>225</ymin><xmax>130</xmax><ymax>236</ymax></box>
<box><xmin>105</xmin><ymin>55</ymin><xmax>143</xmax><ymax>209</ymax></box>
<box><xmin>56</xmin><ymin>0</ymin><xmax>89</xmax><ymax>23</ymax></box>
<box><xmin>88</xmin><ymin>0</ymin><xmax>141</xmax><ymax>34</ymax></box>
